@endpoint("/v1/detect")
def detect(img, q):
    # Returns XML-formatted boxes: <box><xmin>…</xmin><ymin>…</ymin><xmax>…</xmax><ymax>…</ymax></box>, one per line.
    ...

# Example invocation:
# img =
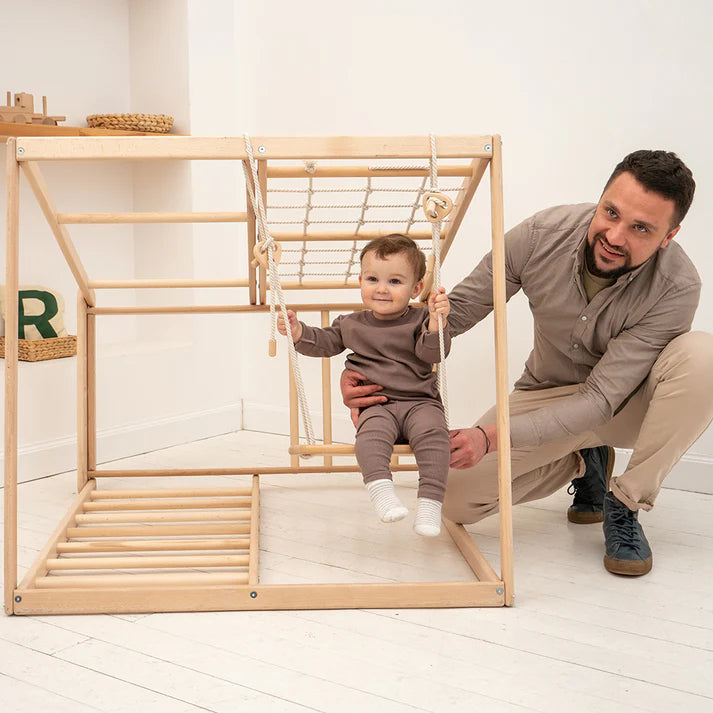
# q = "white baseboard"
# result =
<box><xmin>2</xmin><ymin>404</ymin><xmax>242</xmax><ymax>484</ymax></box>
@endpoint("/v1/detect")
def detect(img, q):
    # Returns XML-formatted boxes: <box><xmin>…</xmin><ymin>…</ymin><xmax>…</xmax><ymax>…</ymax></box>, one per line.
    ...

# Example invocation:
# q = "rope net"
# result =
<box><xmin>263</xmin><ymin>166</ymin><xmax>464</xmax><ymax>285</ymax></box>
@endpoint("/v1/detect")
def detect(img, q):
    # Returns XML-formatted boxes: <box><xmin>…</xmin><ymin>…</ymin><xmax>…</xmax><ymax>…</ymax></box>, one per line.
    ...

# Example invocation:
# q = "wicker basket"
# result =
<box><xmin>86</xmin><ymin>113</ymin><xmax>174</xmax><ymax>134</ymax></box>
<box><xmin>0</xmin><ymin>336</ymin><xmax>77</xmax><ymax>362</ymax></box>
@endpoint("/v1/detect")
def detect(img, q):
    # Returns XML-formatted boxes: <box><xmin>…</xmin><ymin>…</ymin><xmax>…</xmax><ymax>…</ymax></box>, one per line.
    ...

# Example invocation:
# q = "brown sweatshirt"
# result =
<box><xmin>296</xmin><ymin>306</ymin><xmax>451</xmax><ymax>401</ymax></box>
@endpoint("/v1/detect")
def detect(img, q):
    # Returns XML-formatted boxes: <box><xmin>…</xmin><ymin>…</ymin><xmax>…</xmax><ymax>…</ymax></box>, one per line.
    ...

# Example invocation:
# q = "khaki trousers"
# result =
<box><xmin>443</xmin><ymin>331</ymin><xmax>713</xmax><ymax>524</ymax></box>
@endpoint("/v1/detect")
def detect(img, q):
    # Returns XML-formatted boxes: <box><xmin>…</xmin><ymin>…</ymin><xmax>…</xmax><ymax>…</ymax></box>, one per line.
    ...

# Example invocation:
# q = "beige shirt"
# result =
<box><xmin>448</xmin><ymin>203</ymin><xmax>701</xmax><ymax>448</ymax></box>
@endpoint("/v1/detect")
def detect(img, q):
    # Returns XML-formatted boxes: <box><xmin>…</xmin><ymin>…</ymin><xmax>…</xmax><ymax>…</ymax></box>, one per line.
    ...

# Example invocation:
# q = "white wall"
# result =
<box><xmin>233</xmin><ymin>0</ymin><xmax>713</xmax><ymax>490</ymax></box>
<box><xmin>1</xmin><ymin>0</ymin><xmax>711</xmax><ymax>491</ymax></box>
<box><xmin>0</xmin><ymin>0</ymin><xmax>243</xmax><ymax>482</ymax></box>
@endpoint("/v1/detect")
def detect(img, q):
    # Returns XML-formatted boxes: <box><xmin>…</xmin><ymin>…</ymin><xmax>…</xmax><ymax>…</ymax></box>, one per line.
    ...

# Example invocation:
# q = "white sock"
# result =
<box><xmin>366</xmin><ymin>479</ymin><xmax>408</xmax><ymax>523</ymax></box>
<box><xmin>414</xmin><ymin>498</ymin><xmax>442</xmax><ymax>537</ymax></box>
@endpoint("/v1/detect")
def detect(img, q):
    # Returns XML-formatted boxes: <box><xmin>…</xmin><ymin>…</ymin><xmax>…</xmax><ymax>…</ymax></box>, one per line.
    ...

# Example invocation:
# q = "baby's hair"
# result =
<box><xmin>359</xmin><ymin>234</ymin><xmax>427</xmax><ymax>281</ymax></box>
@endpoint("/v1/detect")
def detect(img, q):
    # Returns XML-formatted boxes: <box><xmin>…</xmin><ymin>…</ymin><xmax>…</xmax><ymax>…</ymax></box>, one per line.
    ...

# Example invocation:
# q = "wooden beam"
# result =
<box><xmin>490</xmin><ymin>135</ymin><xmax>514</xmax><ymax>606</ymax></box>
<box><xmin>87</xmin><ymin>279</ymin><xmax>250</xmax><ymax>289</ymax></box>
<box><xmin>4</xmin><ymin>138</ymin><xmax>19</xmax><ymax>615</ymax></box>
<box><xmin>15</xmin><ymin>135</ymin><xmax>494</xmax><ymax>161</ymax></box>
<box><xmin>20</xmin><ymin>162</ymin><xmax>95</xmax><ymax>305</ymax></box>
<box><xmin>56</xmin><ymin>211</ymin><xmax>249</xmax><ymax>224</ymax></box>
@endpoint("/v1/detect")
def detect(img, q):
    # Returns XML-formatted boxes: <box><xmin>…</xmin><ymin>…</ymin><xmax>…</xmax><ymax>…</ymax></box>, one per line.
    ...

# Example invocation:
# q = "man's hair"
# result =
<box><xmin>605</xmin><ymin>150</ymin><xmax>695</xmax><ymax>228</ymax></box>
<box><xmin>359</xmin><ymin>234</ymin><xmax>427</xmax><ymax>281</ymax></box>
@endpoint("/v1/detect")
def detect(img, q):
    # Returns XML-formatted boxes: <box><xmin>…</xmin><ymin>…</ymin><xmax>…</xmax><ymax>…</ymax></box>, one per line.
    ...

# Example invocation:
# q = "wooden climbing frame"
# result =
<box><xmin>4</xmin><ymin>135</ymin><xmax>513</xmax><ymax>615</ymax></box>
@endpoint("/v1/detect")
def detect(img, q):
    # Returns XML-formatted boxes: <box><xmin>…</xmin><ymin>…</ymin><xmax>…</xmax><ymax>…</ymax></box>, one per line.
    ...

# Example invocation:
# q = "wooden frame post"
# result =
<box><xmin>490</xmin><ymin>135</ymin><xmax>514</xmax><ymax>605</ymax></box>
<box><xmin>4</xmin><ymin>138</ymin><xmax>20</xmax><ymax>614</ymax></box>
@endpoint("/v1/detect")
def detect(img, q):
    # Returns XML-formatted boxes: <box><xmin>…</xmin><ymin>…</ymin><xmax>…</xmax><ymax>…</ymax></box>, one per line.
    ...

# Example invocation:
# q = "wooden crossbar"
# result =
<box><xmin>57</xmin><ymin>211</ymin><xmax>249</xmax><ymax>224</ymax></box>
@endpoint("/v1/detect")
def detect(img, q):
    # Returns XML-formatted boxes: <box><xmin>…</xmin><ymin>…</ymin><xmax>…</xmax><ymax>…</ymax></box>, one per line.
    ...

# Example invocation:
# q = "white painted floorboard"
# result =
<box><xmin>1</xmin><ymin>430</ymin><xmax>712</xmax><ymax>713</ymax></box>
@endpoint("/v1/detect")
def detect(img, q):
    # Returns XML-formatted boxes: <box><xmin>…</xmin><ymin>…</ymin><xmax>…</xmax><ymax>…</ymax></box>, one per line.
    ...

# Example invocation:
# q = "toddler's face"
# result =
<box><xmin>359</xmin><ymin>252</ymin><xmax>423</xmax><ymax>320</ymax></box>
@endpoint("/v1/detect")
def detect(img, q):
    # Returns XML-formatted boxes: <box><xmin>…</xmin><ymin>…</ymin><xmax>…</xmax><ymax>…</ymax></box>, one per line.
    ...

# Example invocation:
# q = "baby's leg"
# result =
<box><xmin>403</xmin><ymin>401</ymin><xmax>450</xmax><ymax>536</ymax></box>
<box><xmin>355</xmin><ymin>405</ymin><xmax>407</xmax><ymax>523</ymax></box>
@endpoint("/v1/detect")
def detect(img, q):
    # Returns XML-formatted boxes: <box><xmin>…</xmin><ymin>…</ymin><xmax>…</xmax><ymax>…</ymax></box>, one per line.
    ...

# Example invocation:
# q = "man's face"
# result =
<box><xmin>586</xmin><ymin>171</ymin><xmax>680</xmax><ymax>279</ymax></box>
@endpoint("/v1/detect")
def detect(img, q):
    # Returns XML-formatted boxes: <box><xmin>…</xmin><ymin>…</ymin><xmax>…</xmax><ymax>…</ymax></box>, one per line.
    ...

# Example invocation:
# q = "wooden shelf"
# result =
<box><xmin>0</xmin><ymin>122</ymin><xmax>173</xmax><ymax>143</ymax></box>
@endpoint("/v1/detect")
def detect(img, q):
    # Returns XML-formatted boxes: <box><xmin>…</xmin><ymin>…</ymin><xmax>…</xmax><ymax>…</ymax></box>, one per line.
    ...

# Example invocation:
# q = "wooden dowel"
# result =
<box><xmin>268</xmin><ymin>280</ymin><xmax>360</xmax><ymax>290</ymax></box>
<box><xmin>83</xmin><ymin>496</ymin><xmax>251</xmax><ymax>511</ymax></box>
<box><xmin>258</xmin><ymin>159</ymin><xmax>267</xmax><ymax>304</ymax></box>
<box><xmin>45</xmin><ymin>554</ymin><xmax>250</xmax><ymax>570</ymax></box>
<box><xmin>289</xmin><ymin>444</ymin><xmax>413</xmax><ymax>456</ymax></box>
<box><xmin>271</xmin><ymin>229</ymin><xmax>434</xmax><ymax>242</ymax></box>
<box><xmin>89</xmin><ymin>487</ymin><xmax>253</xmax><ymax>499</ymax></box>
<box><xmin>87</xmin><ymin>278</ymin><xmax>250</xmax><ymax>289</ymax></box>
<box><xmin>17</xmin><ymin>482</ymin><xmax>97</xmax><ymax>591</ymax></box>
<box><xmin>288</xmin><ymin>363</ymin><xmax>299</xmax><ymax>468</ymax></box>
<box><xmin>321</xmin><ymin>310</ymin><xmax>333</xmax><ymax>468</ymax></box>
<box><xmin>490</xmin><ymin>135</ymin><xmax>514</xmax><ymax>606</ymax></box>
<box><xmin>88</xmin><ymin>302</ymin><xmax>366</xmax><ymax>315</ymax></box>
<box><xmin>4</xmin><ymin>138</ymin><xmax>19</xmax><ymax>614</ymax></box>
<box><xmin>442</xmin><ymin>519</ymin><xmax>500</xmax><ymax>583</ymax></box>
<box><xmin>20</xmin><ymin>161</ymin><xmax>95</xmax><ymax>306</ymax></box>
<box><xmin>246</xmin><ymin>165</ymin><xmax>258</xmax><ymax>304</ymax></box>
<box><xmin>91</xmin><ymin>464</ymin><xmax>419</xmax><ymax>477</ymax></box>
<box><xmin>248</xmin><ymin>475</ymin><xmax>259</xmax><ymax>586</ymax></box>
<box><xmin>267</xmin><ymin>165</ymin><xmax>472</xmax><ymax>178</ymax></box>
<box><xmin>75</xmin><ymin>510</ymin><xmax>252</xmax><ymax>524</ymax></box>
<box><xmin>67</xmin><ymin>523</ymin><xmax>252</xmax><ymax>538</ymax></box>
<box><xmin>56</xmin><ymin>538</ymin><xmax>250</xmax><ymax>553</ymax></box>
<box><xmin>35</xmin><ymin>572</ymin><xmax>249</xmax><ymax>589</ymax></box>
<box><xmin>56</xmin><ymin>211</ymin><xmax>249</xmax><ymax>224</ymax></box>
<box><xmin>87</xmin><ymin>310</ymin><xmax>96</xmax><ymax>471</ymax></box>
<box><xmin>77</xmin><ymin>293</ymin><xmax>88</xmax><ymax>490</ymax></box>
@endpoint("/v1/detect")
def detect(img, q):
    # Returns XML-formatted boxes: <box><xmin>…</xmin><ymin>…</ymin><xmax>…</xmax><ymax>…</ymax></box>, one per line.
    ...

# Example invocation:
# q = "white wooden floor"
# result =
<box><xmin>2</xmin><ymin>430</ymin><xmax>712</xmax><ymax>713</ymax></box>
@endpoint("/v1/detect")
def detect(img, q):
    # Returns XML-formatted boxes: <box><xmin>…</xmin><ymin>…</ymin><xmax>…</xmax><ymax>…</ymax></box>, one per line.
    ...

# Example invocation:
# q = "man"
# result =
<box><xmin>342</xmin><ymin>150</ymin><xmax>713</xmax><ymax>576</ymax></box>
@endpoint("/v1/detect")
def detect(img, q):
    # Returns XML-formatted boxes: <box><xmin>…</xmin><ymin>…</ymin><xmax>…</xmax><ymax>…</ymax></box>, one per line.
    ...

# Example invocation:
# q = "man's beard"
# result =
<box><xmin>585</xmin><ymin>234</ymin><xmax>631</xmax><ymax>280</ymax></box>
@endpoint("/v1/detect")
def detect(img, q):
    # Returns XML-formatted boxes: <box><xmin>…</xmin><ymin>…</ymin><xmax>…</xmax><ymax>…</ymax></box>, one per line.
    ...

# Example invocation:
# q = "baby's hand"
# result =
<box><xmin>428</xmin><ymin>287</ymin><xmax>450</xmax><ymax>329</ymax></box>
<box><xmin>277</xmin><ymin>309</ymin><xmax>303</xmax><ymax>342</ymax></box>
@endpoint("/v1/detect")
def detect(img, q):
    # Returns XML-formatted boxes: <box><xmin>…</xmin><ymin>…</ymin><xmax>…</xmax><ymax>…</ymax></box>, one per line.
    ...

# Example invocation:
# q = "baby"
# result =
<box><xmin>278</xmin><ymin>234</ymin><xmax>451</xmax><ymax>536</ymax></box>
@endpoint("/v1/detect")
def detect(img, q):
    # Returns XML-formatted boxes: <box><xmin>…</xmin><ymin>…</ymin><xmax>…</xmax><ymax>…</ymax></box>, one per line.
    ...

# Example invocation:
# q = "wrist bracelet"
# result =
<box><xmin>475</xmin><ymin>425</ymin><xmax>490</xmax><ymax>454</ymax></box>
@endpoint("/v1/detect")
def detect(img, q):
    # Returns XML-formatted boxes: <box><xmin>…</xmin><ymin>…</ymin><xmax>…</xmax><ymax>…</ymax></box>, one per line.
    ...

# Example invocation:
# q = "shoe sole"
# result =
<box><xmin>567</xmin><ymin>446</ymin><xmax>616</xmax><ymax>525</ymax></box>
<box><xmin>604</xmin><ymin>554</ymin><xmax>653</xmax><ymax>576</ymax></box>
<box><xmin>567</xmin><ymin>507</ymin><xmax>603</xmax><ymax>524</ymax></box>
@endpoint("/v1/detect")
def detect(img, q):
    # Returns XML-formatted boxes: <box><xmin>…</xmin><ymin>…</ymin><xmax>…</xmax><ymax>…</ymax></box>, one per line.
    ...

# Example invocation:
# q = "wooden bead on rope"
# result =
<box><xmin>422</xmin><ymin>192</ymin><xmax>453</xmax><ymax>223</ymax></box>
<box><xmin>250</xmin><ymin>239</ymin><xmax>282</xmax><ymax>269</ymax></box>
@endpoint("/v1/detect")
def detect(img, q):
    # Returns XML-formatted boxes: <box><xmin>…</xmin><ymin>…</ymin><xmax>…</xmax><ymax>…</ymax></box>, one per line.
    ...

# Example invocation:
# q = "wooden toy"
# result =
<box><xmin>0</xmin><ymin>92</ymin><xmax>65</xmax><ymax>125</ymax></box>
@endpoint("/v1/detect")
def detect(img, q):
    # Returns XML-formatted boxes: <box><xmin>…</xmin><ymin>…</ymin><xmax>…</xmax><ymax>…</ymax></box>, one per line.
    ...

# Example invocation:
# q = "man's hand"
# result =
<box><xmin>340</xmin><ymin>369</ymin><xmax>387</xmax><ymax>428</ymax></box>
<box><xmin>449</xmin><ymin>426</ymin><xmax>491</xmax><ymax>469</ymax></box>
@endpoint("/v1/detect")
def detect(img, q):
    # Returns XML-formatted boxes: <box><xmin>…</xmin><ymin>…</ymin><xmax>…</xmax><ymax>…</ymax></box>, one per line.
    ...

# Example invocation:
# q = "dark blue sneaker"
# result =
<box><xmin>567</xmin><ymin>446</ymin><xmax>615</xmax><ymax>524</ymax></box>
<box><xmin>603</xmin><ymin>491</ymin><xmax>653</xmax><ymax>576</ymax></box>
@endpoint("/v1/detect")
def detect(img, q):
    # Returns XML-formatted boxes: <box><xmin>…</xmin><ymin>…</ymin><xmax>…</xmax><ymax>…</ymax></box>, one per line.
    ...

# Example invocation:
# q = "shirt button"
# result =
<box><xmin>581</xmin><ymin>315</ymin><xmax>588</xmax><ymax>321</ymax></box>
<box><xmin>573</xmin><ymin>344</ymin><xmax>579</xmax><ymax>349</ymax></box>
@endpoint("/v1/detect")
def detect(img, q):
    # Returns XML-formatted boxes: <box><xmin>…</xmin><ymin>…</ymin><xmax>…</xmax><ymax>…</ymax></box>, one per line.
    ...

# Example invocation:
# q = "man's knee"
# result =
<box><xmin>656</xmin><ymin>331</ymin><xmax>713</xmax><ymax>385</ymax></box>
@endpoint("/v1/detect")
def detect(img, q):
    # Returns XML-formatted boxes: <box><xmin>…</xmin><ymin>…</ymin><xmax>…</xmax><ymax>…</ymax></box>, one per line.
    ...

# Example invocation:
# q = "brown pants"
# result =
<box><xmin>443</xmin><ymin>331</ymin><xmax>713</xmax><ymax>524</ymax></box>
<box><xmin>355</xmin><ymin>399</ymin><xmax>449</xmax><ymax>502</ymax></box>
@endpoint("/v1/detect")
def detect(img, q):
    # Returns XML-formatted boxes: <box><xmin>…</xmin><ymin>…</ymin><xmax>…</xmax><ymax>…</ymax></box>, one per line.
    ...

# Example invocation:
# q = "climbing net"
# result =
<box><xmin>264</xmin><ymin>165</ymin><xmax>464</xmax><ymax>285</ymax></box>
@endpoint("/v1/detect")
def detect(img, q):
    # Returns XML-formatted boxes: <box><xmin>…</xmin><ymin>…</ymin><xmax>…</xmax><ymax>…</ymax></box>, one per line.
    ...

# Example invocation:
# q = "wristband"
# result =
<box><xmin>475</xmin><ymin>425</ymin><xmax>490</xmax><ymax>454</ymax></box>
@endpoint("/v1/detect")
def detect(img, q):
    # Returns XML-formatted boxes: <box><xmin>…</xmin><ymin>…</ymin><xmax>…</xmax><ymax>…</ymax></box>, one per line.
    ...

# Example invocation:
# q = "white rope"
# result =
<box><xmin>242</xmin><ymin>134</ymin><xmax>315</xmax><ymax>446</ymax></box>
<box><xmin>429</xmin><ymin>133</ymin><xmax>449</xmax><ymax>427</ymax></box>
